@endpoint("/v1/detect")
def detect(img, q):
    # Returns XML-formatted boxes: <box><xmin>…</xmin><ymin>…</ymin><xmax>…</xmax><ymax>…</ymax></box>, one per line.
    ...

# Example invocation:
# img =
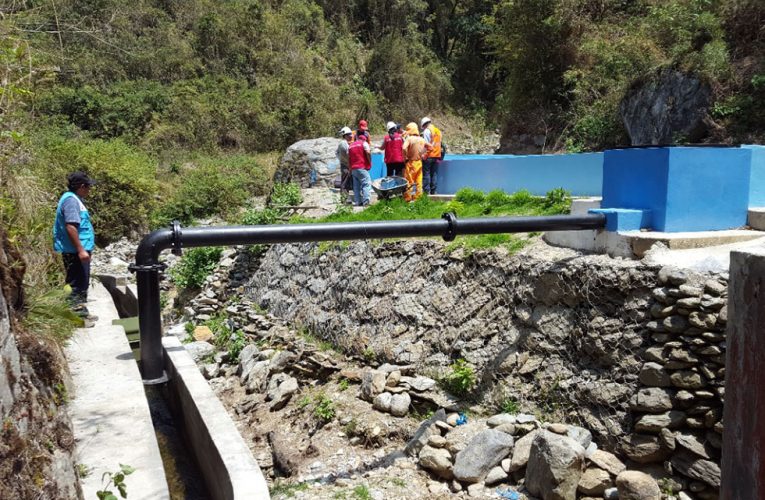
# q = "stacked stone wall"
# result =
<box><xmin>209</xmin><ymin>240</ymin><xmax>727</xmax><ymax>497</ymax></box>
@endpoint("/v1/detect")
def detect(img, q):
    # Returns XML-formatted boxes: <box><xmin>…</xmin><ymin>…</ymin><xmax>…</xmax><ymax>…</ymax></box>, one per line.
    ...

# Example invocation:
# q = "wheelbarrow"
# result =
<box><xmin>371</xmin><ymin>176</ymin><xmax>409</xmax><ymax>200</ymax></box>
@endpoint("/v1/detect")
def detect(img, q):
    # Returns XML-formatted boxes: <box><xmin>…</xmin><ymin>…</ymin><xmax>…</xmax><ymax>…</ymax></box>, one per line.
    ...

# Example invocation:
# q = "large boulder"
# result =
<box><xmin>525</xmin><ymin>430</ymin><xmax>586</xmax><ymax>500</ymax></box>
<box><xmin>275</xmin><ymin>137</ymin><xmax>342</xmax><ymax>188</ymax></box>
<box><xmin>620</xmin><ymin>68</ymin><xmax>713</xmax><ymax>146</ymax></box>
<box><xmin>615</xmin><ymin>470</ymin><xmax>661</xmax><ymax>500</ymax></box>
<box><xmin>452</xmin><ymin>429</ymin><xmax>515</xmax><ymax>483</ymax></box>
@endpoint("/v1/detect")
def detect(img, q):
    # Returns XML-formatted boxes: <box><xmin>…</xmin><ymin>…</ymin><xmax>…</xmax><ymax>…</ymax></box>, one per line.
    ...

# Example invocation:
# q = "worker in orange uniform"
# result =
<box><xmin>402</xmin><ymin>122</ymin><xmax>426</xmax><ymax>202</ymax></box>
<box><xmin>421</xmin><ymin>117</ymin><xmax>443</xmax><ymax>195</ymax></box>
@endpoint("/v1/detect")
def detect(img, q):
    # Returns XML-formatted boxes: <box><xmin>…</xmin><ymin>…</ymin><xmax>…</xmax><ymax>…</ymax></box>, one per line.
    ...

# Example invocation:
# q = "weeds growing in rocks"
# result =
<box><xmin>441</xmin><ymin>358</ymin><xmax>477</xmax><ymax>396</ymax></box>
<box><xmin>170</xmin><ymin>247</ymin><xmax>223</xmax><ymax>289</ymax></box>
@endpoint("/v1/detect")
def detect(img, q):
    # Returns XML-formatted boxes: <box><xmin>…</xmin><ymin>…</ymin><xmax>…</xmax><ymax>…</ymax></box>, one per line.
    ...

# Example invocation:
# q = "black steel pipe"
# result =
<box><xmin>134</xmin><ymin>213</ymin><xmax>606</xmax><ymax>382</ymax></box>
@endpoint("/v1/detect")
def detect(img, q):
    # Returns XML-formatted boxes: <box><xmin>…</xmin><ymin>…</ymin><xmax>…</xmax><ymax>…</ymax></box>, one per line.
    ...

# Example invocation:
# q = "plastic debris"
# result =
<box><xmin>496</xmin><ymin>487</ymin><xmax>520</xmax><ymax>500</ymax></box>
<box><xmin>456</xmin><ymin>413</ymin><xmax>468</xmax><ymax>426</ymax></box>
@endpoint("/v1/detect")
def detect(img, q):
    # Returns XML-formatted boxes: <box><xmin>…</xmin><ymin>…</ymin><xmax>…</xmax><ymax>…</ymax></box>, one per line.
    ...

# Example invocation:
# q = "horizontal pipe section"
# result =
<box><xmin>135</xmin><ymin>212</ymin><xmax>606</xmax><ymax>381</ymax></box>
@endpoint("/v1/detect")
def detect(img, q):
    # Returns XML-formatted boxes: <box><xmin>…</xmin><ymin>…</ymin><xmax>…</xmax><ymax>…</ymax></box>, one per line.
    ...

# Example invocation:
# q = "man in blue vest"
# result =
<box><xmin>53</xmin><ymin>171</ymin><xmax>97</xmax><ymax>319</ymax></box>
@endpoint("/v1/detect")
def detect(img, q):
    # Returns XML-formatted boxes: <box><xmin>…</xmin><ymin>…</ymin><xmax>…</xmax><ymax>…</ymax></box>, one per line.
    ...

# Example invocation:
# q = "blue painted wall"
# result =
<box><xmin>743</xmin><ymin>145</ymin><xmax>765</xmax><ymax>207</ymax></box>
<box><xmin>371</xmin><ymin>152</ymin><xmax>603</xmax><ymax>197</ymax></box>
<box><xmin>602</xmin><ymin>147</ymin><xmax>752</xmax><ymax>232</ymax></box>
<box><xmin>601</xmin><ymin>148</ymin><xmax>669</xmax><ymax>230</ymax></box>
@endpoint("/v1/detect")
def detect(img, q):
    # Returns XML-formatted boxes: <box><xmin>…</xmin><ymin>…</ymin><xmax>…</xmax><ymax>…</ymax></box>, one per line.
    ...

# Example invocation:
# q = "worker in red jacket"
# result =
<box><xmin>348</xmin><ymin>132</ymin><xmax>372</xmax><ymax>206</ymax></box>
<box><xmin>379</xmin><ymin>121</ymin><xmax>405</xmax><ymax>177</ymax></box>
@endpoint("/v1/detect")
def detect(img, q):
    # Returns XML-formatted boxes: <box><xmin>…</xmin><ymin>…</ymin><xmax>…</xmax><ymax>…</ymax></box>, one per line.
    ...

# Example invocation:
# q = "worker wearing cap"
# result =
<box><xmin>421</xmin><ymin>117</ymin><xmax>443</xmax><ymax>195</ymax></box>
<box><xmin>53</xmin><ymin>171</ymin><xmax>97</xmax><ymax>318</ymax></box>
<box><xmin>353</xmin><ymin>119</ymin><xmax>371</xmax><ymax>145</ymax></box>
<box><xmin>348</xmin><ymin>131</ymin><xmax>372</xmax><ymax>206</ymax></box>
<box><xmin>336</xmin><ymin>126</ymin><xmax>354</xmax><ymax>202</ymax></box>
<box><xmin>402</xmin><ymin>122</ymin><xmax>426</xmax><ymax>202</ymax></box>
<box><xmin>379</xmin><ymin>121</ymin><xmax>405</xmax><ymax>177</ymax></box>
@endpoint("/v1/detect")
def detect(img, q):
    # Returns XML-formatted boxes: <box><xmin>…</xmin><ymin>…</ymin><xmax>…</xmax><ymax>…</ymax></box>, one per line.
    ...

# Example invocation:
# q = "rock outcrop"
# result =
<box><xmin>620</xmin><ymin>68</ymin><xmax>713</xmax><ymax>145</ymax></box>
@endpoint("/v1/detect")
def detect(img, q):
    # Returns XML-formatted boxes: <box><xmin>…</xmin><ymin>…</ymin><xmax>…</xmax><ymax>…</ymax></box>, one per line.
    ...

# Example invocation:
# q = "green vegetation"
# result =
<box><xmin>500</xmin><ymin>397</ymin><xmax>521</xmax><ymax>415</ymax></box>
<box><xmin>270</xmin><ymin>481</ymin><xmax>309</xmax><ymax>499</ymax></box>
<box><xmin>303</xmin><ymin>188</ymin><xmax>570</xmax><ymax>253</ymax></box>
<box><xmin>202</xmin><ymin>315</ymin><xmax>247</xmax><ymax>362</ymax></box>
<box><xmin>313</xmin><ymin>393</ymin><xmax>337</xmax><ymax>423</ymax></box>
<box><xmin>352</xmin><ymin>485</ymin><xmax>372</xmax><ymax>500</ymax></box>
<box><xmin>96</xmin><ymin>463</ymin><xmax>135</xmax><ymax>500</ymax></box>
<box><xmin>338</xmin><ymin>378</ymin><xmax>350</xmax><ymax>392</ymax></box>
<box><xmin>442</xmin><ymin>359</ymin><xmax>477</xmax><ymax>396</ymax></box>
<box><xmin>169</xmin><ymin>247</ymin><xmax>223</xmax><ymax>289</ymax></box>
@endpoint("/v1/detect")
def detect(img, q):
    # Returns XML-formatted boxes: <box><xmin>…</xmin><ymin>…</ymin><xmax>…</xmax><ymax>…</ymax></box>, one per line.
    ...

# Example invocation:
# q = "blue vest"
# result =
<box><xmin>53</xmin><ymin>192</ymin><xmax>95</xmax><ymax>253</ymax></box>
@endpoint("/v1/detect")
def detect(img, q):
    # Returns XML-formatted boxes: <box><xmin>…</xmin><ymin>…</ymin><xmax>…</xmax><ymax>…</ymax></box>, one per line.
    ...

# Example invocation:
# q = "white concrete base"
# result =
<box><xmin>546</xmin><ymin>197</ymin><xmax>765</xmax><ymax>258</ymax></box>
<box><xmin>748</xmin><ymin>207</ymin><xmax>765</xmax><ymax>230</ymax></box>
<box><xmin>163</xmin><ymin>335</ymin><xmax>270</xmax><ymax>499</ymax></box>
<box><xmin>65</xmin><ymin>282</ymin><xmax>170</xmax><ymax>500</ymax></box>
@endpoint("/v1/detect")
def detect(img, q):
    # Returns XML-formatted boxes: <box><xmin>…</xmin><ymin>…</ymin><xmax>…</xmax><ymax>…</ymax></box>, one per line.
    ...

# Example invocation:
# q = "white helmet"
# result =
<box><xmin>339</xmin><ymin>126</ymin><xmax>352</xmax><ymax>136</ymax></box>
<box><xmin>386</xmin><ymin>121</ymin><xmax>397</xmax><ymax>132</ymax></box>
<box><xmin>420</xmin><ymin>117</ymin><xmax>432</xmax><ymax>128</ymax></box>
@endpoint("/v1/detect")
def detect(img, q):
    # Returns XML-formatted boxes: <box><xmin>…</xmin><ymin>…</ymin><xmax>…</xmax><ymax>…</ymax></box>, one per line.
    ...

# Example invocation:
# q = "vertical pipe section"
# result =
<box><xmin>133</xmin><ymin>228</ymin><xmax>174</xmax><ymax>382</ymax></box>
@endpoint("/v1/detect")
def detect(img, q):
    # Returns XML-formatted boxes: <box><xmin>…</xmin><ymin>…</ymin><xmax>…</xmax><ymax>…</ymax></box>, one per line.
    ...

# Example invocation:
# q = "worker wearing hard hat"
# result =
<box><xmin>336</xmin><ymin>126</ymin><xmax>354</xmax><ymax>202</ymax></box>
<box><xmin>402</xmin><ymin>122</ymin><xmax>426</xmax><ymax>202</ymax></box>
<box><xmin>420</xmin><ymin>117</ymin><xmax>443</xmax><ymax>195</ymax></box>
<box><xmin>379</xmin><ymin>121</ymin><xmax>405</xmax><ymax>177</ymax></box>
<box><xmin>353</xmin><ymin>119</ymin><xmax>371</xmax><ymax>144</ymax></box>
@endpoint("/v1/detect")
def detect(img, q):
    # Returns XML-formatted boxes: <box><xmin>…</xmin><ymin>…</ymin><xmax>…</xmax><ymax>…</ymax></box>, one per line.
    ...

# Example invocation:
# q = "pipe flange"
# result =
<box><xmin>128</xmin><ymin>262</ymin><xmax>168</xmax><ymax>273</ymax></box>
<box><xmin>441</xmin><ymin>212</ymin><xmax>457</xmax><ymax>241</ymax></box>
<box><xmin>171</xmin><ymin>220</ymin><xmax>183</xmax><ymax>256</ymax></box>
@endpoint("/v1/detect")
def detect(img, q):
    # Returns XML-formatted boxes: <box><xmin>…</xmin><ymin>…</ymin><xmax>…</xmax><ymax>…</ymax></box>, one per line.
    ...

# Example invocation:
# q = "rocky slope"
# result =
<box><xmin>172</xmin><ymin>238</ymin><xmax>727</xmax><ymax>499</ymax></box>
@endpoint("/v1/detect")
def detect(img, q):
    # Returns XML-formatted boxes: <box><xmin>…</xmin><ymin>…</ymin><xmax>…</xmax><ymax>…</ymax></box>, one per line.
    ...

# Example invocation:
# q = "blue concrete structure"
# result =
<box><xmin>590</xmin><ymin>208</ymin><xmax>652</xmax><ymax>232</ymax></box>
<box><xmin>600</xmin><ymin>147</ymin><xmax>753</xmax><ymax>232</ymax></box>
<box><xmin>436</xmin><ymin>153</ymin><xmax>603</xmax><ymax>196</ymax></box>
<box><xmin>743</xmin><ymin>145</ymin><xmax>765</xmax><ymax>207</ymax></box>
<box><xmin>369</xmin><ymin>152</ymin><xmax>603</xmax><ymax>197</ymax></box>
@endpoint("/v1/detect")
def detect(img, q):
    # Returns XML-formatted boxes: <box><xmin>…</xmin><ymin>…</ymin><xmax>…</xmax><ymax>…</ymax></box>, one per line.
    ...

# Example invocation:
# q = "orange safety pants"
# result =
<box><xmin>404</xmin><ymin>159</ymin><xmax>423</xmax><ymax>202</ymax></box>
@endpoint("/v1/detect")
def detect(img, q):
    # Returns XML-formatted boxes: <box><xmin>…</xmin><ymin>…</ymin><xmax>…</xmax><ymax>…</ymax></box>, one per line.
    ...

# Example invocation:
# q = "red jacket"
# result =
<box><xmin>381</xmin><ymin>132</ymin><xmax>405</xmax><ymax>164</ymax></box>
<box><xmin>348</xmin><ymin>139</ymin><xmax>370</xmax><ymax>170</ymax></box>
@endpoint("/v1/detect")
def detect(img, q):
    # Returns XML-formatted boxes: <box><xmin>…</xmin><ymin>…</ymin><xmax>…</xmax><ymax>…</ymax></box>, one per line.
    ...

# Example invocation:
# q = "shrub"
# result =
<box><xmin>169</xmin><ymin>247</ymin><xmax>222</xmax><ymax>289</ymax></box>
<box><xmin>29</xmin><ymin>131</ymin><xmax>158</xmax><ymax>245</ymax></box>
<box><xmin>313</xmin><ymin>393</ymin><xmax>336</xmax><ymax>423</ymax></box>
<box><xmin>152</xmin><ymin>154</ymin><xmax>270</xmax><ymax>226</ymax></box>
<box><xmin>544</xmin><ymin>187</ymin><xmax>571</xmax><ymax>214</ymax></box>
<box><xmin>454</xmin><ymin>187</ymin><xmax>485</xmax><ymax>204</ymax></box>
<box><xmin>37</xmin><ymin>81</ymin><xmax>171</xmax><ymax>141</ymax></box>
<box><xmin>269</xmin><ymin>182</ymin><xmax>302</xmax><ymax>207</ymax></box>
<box><xmin>484</xmin><ymin>189</ymin><xmax>514</xmax><ymax>206</ymax></box>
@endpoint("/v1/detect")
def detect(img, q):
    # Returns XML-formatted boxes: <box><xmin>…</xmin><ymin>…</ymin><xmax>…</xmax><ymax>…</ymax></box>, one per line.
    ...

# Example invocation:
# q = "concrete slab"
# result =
<box><xmin>627</xmin><ymin>229</ymin><xmax>765</xmax><ymax>257</ymax></box>
<box><xmin>163</xmin><ymin>335</ymin><xmax>270</xmax><ymax>499</ymax></box>
<box><xmin>643</xmin><ymin>236</ymin><xmax>765</xmax><ymax>273</ymax></box>
<box><xmin>748</xmin><ymin>207</ymin><xmax>765</xmax><ymax>231</ymax></box>
<box><xmin>65</xmin><ymin>282</ymin><xmax>169</xmax><ymax>500</ymax></box>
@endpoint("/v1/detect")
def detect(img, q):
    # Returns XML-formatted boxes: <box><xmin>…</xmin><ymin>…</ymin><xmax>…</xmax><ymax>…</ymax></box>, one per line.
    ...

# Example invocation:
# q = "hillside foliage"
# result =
<box><xmin>0</xmin><ymin>0</ymin><xmax>762</xmax><ymax>254</ymax></box>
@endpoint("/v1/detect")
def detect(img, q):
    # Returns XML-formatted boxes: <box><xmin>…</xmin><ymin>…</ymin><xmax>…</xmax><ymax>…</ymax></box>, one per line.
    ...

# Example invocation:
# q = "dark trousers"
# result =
<box><xmin>423</xmin><ymin>158</ymin><xmax>440</xmax><ymax>194</ymax></box>
<box><xmin>63</xmin><ymin>253</ymin><xmax>91</xmax><ymax>305</ymax></box>
<box><xmin>386</xmin><ymin>162</ymin><xmax>405</xmax><ymax>177</ymax></box>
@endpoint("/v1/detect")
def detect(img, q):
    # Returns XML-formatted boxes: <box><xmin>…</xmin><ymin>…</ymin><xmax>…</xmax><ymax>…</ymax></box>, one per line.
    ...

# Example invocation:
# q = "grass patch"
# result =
<box><xmin>269</xmin><ymin>481</ymin><xmax>309</xmax><ymax>498</ymax></box>
<box><xmin>297</xmin><ymin>188</ymin><xmax>570</xmax><ymax>253</ymax></box>
<box><xmin>352</xmin><ymin>485</ymin><xmax>372</xmax><ymax>500</ymax></box>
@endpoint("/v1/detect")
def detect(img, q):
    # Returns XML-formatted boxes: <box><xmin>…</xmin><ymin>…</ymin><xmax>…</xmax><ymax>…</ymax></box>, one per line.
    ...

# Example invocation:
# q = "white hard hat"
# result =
<box><xmin>420</xmin><ymin>117</ymin><xmax>432</xmax><ymax>128</ymax></box>
<box><xmin>386</xmin><ymin>121</ymin><xmax>397</xmax><ymax>132</ymax></box>
<box><xmin>339</xmin><ymin>126</ymin><xmax>352</xmax><ymax>136</ymax></box>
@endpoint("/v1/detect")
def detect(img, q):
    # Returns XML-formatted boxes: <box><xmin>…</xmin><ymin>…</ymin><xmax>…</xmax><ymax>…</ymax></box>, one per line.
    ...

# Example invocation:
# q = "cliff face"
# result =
<box><xmin>0</xmin><ymin>230</ymin><xmax>81</xmax><ymax>499</ymax></box>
